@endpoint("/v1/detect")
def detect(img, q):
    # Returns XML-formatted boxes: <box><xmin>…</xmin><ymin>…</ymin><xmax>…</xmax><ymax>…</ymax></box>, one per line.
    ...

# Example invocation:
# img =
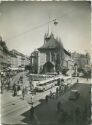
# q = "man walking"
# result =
<box><xmin>22</xmin><ymin>87</ymin><xmax>25</xmax><ymax>100</ymax></box>
<box><xmin>57</xmin><ymin>101</ymin><xmax>61</xmax><ymax>113</ymax></box>
<box><xmin>13</xmin><ymin>84</ymin><xmax>17</xmax><ymax>96</ymax></box>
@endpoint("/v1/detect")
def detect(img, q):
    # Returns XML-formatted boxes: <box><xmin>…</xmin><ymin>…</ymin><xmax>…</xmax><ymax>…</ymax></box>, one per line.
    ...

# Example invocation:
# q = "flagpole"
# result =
<box><xmin>53</xmin><ymin>19</ymin><xmax>58</xmax><ymax>38</ymax></box>
<box><xmin>48</xmin><ymin>16</ymin><xmax>50</xmax><ymax>36</ymax></box>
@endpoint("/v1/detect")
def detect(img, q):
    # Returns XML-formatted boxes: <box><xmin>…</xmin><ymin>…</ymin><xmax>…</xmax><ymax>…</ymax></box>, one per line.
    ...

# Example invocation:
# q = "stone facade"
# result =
<box><xmin>38</xmin><ymin>52</ymin><xmax>46</xmax><ymax>73</ymax></box>
<box><xmin>30</xmin><ymin>33</ymin><xmax>72</xmax><ymax>74</ymax></box>
<box><xmin>71</xmin><ymin>52</ymin><xmax>90</xmax><ymax>68</ymax></box>
<box><xmin>30</xmin><ymin>50</ymin><xmax>39</xmax><ymax>73</ymax></box>
<box><xmin>63</xmin><ymin>50</ymin><xmax>74</xmax><ymax>70</ymax></box>
<box><xmin>0</xmin><ymin>37</ymin><xmax>11</xmax><ymax>71</ymax></box>
<box><xmin>11</xmin><ymin>49</ymin><xmax>30</xmax><ymax>69</ymax></box>
<box><xmin>0</xmin><ymin>36</ymin><xmax>30</xmax><ymax>71</ymax></box>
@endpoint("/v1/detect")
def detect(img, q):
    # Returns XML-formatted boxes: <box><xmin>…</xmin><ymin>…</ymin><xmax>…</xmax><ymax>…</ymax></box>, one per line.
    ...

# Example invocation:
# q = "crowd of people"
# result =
<box><xmin>0</xmin><ymin>70</ymin><xmax>29</xmax><ymax>100</ymax></box>
<box><xmin>0</xmin><ymin>70</ymin><xmax>17</xmax><ymax>94</ymax></box>
<box><xmin>0</xmin><ymin>70</ymin><xmax>90</xmax><ymax>124</ymax></box>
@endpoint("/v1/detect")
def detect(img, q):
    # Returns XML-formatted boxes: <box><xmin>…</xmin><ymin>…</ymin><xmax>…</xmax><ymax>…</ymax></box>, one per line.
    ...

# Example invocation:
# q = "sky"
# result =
<box><xmin>0</xmin><ymin>1</ymin><xmax>91</xmax><ymax>56</ymax></box>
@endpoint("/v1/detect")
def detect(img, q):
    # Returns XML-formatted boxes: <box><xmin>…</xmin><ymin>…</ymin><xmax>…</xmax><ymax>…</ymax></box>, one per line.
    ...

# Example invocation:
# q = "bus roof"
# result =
<box><xmin>36</xmin><ymin>75</ymin><xmax>71</xmax><ymax>85</ymax></box>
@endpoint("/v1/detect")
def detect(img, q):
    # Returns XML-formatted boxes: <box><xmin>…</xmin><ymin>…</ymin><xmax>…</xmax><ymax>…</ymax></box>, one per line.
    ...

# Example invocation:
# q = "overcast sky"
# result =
<box><xmin>0</xmin><ymin>1</ymin><xmax>91</xmax><ymax>55</ymax></box>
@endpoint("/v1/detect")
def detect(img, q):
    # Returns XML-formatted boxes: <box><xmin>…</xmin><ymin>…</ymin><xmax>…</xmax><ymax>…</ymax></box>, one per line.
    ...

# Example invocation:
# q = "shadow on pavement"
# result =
<box><xmin>21</xmin><ymin>82</ymin><xmax>91</xmax><ymax>125</ymax></box>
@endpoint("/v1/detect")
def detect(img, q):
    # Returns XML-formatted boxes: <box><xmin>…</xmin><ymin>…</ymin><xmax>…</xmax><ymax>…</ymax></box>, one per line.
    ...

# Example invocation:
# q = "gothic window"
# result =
<box><xmin>51</xmin><ymin>52</ymin><xmax>55</xmax><ymax>62</ymax></box>
<box><xmin>46</xmin><ymin>52</ymin><xmax>50</xmax><ymax>62</ymax></box>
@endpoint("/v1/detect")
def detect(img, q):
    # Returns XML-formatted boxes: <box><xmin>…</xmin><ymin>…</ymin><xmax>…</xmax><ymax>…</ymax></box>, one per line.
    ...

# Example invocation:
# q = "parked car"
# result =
<box><xmin>69</xmin><ymin>89</ymin><xmax>80</xmax><ymax>100</ymax></box>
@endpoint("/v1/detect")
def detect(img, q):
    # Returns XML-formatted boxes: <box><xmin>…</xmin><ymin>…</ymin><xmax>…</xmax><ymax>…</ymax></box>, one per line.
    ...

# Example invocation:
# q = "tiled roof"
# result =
<box><xmin>38</xmin><ymin>33</ymin><xmax>71</xmax><ymax>56</ymax></box>
<box><xmin>38</xmin><ymin>35</ymin><xmax>60</xmax><ymax>50</ymax></box>
<box><xmin>64</xmin><ymin>49</ymin><xmax>71</xmax><ymax>56</ymax></box>
<box><xmin>0</xmin><ymin>41</ymin><xmax>9</xmax><ymax>53</ymax></box>
<box><xmin>12</xmin><ymin>49</ymin><xmax>25</xmax><ymax>57</ymax></box>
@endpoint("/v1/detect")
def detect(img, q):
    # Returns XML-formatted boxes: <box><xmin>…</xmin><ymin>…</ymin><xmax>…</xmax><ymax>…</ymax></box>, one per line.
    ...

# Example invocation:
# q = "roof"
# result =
<box><xmin>64</xmin><ymin>49</ymin><xmax>71</xmax><ymax>56</ymax></box>
<box><xmin>38</xmin><ymin>34</ymin><xmax>61</xmax><ymax>50</ymax></box>
<box><xmin>12</xmin><ymin>49</ymin><xmax>25</xmax><ymax>57</ymax></box>
<box><xmin>0</xmin><ymin>41</ymin><xmax>9</xmax><ymax>54</ymax></box>
<box><xmin>38</xmin><ymin>33</ymin><xmax>71</xmax><ymax>56</ymax></box>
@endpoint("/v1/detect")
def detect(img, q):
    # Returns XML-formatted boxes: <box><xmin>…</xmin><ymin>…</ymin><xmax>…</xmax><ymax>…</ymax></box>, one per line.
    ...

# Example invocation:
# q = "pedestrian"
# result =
<box><xmin>22</xmin><ymin>87</ymin><xmax>25</xmax><ymax>100</ymax></box>
<box><xmin>17</xmin><ymin>85</ymin><xmax>20</xmax><ymax>91</ymax></box>
<box><xmin>1</xmin><ymin>84</ymin><xmax>3</xmax><ymax>94</ymax></box>
<box><xmin>17</xmin><ymin>85</ymin><xmax>21</xmax><ymax>96</ymax></box>
<box><xmin>13</xmin><ymin>83</ymin><xmax>15</xmax><ymax>91</ymax></box>
<box><xmin>57</xmin><ymin>78</ymin><xmax>60</xmax><ymax>86</ymax></box>
<box><xmin>30</xmin><ymin>94</ymin><xmax>33</xmax><ymax>105</ymax></box>
<box><xmin>13</xmin><ymin>84</ymin><xmax>17</xmax><ymax>96</ymax></box>
<box><xmin>59</xmin><ymin>86</ymin><xmax>62</xmax><ymax>95</ymax></box>
<box><xmin>64</xmin><ymin>85</ymin><xmax>67</xmax><ymax>92</ymax></box>
<box><xmin>50</xmin><ymin>90</ymin><xmax>53</xmax><ymax>99</ymax></box>
<box><xmin>7</xmin><ymin>79</ymin><xmax>10</xmax><ymax>91</ymax></box>
<box><xmin>30</xmin><ymin>105</ymin><xmax>34</xmax><ymax>118</ymax></box>
<box><xmin>30</xmin><ymin>77</ymin><xmax>33</xmax><ymax>91</ymax></box>
<box><xmin>45</xmin><ymin>95</ymin><xmax>49</xmax><ymax>103</ymax></box>
<box><xmin>77</xmin><ymin>78</ymin><xmax>79</xmax><ymax>83</ymax></box>
<box><xmin>56</xmin><ymin>87</ymin><xmax>59</xmax><ymax>98</ymax></box>
<box><xmin>57</xmin><ymin>101</ymin><xmax>61</xmax><ymax>113</ymax></box>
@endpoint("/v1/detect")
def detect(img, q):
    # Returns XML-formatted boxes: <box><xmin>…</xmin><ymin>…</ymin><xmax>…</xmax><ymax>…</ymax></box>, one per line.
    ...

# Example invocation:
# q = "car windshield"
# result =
<box><xmin>38</xmin><ymin>84</ymin><xmax>44</xmax><ymax>86</ymax></box>
<box><xmin>71</xmin><ymin>90</ymin><xmax>78</xmax><ymax>93</ymax></box>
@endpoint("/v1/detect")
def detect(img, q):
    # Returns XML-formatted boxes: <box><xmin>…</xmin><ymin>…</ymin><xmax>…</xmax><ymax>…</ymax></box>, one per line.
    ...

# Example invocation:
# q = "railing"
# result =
<box><xmin>29</xmin><ymin>74</ymin><xmax>56</xmax><ymax>81</ymax></box>
<box><xmin>35</xmin><ymin>75</ymin><xmax>71</xmax><ymax>86</ymax></box>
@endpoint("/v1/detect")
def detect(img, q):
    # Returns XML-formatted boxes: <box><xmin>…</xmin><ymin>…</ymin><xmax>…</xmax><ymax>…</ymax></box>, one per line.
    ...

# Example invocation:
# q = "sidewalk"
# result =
<box><xmin>78</xmin><ymin>77</ymin><xmax>91</xmax><ymax>84</ymax></box>
<box><xmin>0</xmin><ymin>90</ymin><xmax>31</xmax><ymax>124</ymax></box>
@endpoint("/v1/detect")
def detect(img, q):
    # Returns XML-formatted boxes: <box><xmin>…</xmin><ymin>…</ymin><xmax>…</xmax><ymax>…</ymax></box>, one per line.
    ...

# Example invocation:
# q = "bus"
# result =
<box><xmin>35</xmin><ymin>74</ymin><xmax>65</xmax><ymax>92</ymax></box>
<box><xmin>35</xmin><ymin>78</ymin><xmax>57</xmax><ymax>92</ymax></box>
<box><xmin>35</xmin><ymin>75</ymin><xmax>78</xmax><ymax>92</ymax></box>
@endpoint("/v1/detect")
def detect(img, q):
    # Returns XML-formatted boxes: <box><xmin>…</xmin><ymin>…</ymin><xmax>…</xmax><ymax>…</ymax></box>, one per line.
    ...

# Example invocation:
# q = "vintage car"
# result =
<box><xmin>69</xmin><ymin>89</ymin><xmax>80</xmax><ymax>100</ymax></box>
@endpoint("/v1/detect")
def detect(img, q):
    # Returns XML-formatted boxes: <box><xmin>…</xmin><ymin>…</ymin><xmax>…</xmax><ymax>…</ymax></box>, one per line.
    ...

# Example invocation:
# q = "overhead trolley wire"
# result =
<box><xmin>5</xmin><ymin>9</ymin><xmax>74</xmax><ymax>41</ymax></box>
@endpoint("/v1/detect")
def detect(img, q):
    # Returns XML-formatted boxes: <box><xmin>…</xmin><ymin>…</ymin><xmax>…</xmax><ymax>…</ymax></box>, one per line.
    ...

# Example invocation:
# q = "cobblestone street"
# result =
<box><xmin>0</xmin><ymin>72</ymin><xmax>91</xmax><ymax>124</ymax></box>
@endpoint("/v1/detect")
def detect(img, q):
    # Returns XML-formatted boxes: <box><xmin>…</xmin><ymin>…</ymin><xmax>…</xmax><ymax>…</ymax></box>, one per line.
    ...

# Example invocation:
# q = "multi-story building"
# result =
<box><xmin>71</xmin><ymin>52</ymin><xmax>90</xmax><ymax>68</ymax></box>
<box><xmin>63</xmin><ymin>49</ymin><xmax>74</xmax><ymax>70</ymax></box>
<box><xmin>9</xmin><ymin>51</ymin><xmax>17</xmax><ymax>69</ymax></box>
<box><xmin>0</xmin><ymin>36</ymin><xmax>30</xmax><ymax>71</ymax></box>
<box><xmin>11</xmin><ymin>49</ymin><xmax>30</xmax><ymax>69</ymax></box>
<box><xmin>0</xmin><ymin>44</ymin><xmax>3</xmax><ymax>71</ymax></box>
<box><xmin>30</xmin><ymin>50</ymin><xmax>39</xmax><ymax>73</ymax></box>
<box><xmin>0</xmin><ymin>36</ymin><xmax>11</xmax><ymax>71</ymax></box>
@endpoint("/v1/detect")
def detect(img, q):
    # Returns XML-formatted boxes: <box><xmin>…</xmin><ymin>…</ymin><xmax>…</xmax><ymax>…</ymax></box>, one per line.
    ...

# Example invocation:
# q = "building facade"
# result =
<box><xmin>71</xmin><ymin>52</ymin><xmax>91</xmax><ymax>68</ymax></box>
<box><xmin>30</xmin><ymin>33</ymin><xmax>73</xmax><ymax>74</ymax></box>
<box><xmin>11</xmin><ymin>49</ymin><xmax>30</xmax><ymax>69</ymax></box>
<box><xmin>9</xmin><ymin>51</ymin><xmax>17</xmax><ymax>69</ymax></box>
<box><xmin>0</xmin><ymin>36</ymin><xmax>11</xmax><ymax>71</ymax></box>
